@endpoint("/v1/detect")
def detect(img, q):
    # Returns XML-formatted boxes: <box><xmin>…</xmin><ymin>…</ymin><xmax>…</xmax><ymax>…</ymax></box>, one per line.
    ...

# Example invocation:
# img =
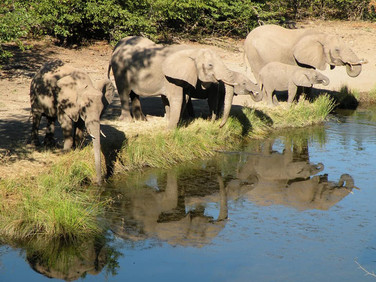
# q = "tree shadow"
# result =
<box><xmin>230</xmin><ymin>105</ymin><xmax>273</xmax><ymax>136</ymax></box>
<box><xmin>0</xmin><ymin>43</ymin><xmax>57</xmax><ymax>79</ymax></box>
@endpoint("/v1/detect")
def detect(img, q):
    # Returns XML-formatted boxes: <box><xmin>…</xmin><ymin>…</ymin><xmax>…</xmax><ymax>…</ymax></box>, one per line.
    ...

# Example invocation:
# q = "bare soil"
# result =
<box><xmin>1</xmin><ymin>20</ymin><xmax>375</xmax><ymax>175</ymax></box>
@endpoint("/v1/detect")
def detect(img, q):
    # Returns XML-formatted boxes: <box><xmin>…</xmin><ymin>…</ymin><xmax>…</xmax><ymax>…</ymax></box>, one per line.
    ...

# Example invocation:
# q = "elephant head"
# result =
<box><xmin>162</xmin><ymin>48</ymin><xmax>237</xmax><ymax>128</ymax></box>
<box><xmin>56</xmin><ymin>76</ymin><xmax>115</xmax><ymax>185</ymax></box>
<box><xmin>293</xmin><ymin>69</ymin><xmax>330</xmax><ymax>87</ymax></box>
<box><xmin>232</xmin><ymin>71</ymin><xmax>262</xmax><ymax>100</ymax></box>
<box><xmin>293</xmin><ymin>33</ymin><xmax>367</xmax><ymax>77</ymax></box>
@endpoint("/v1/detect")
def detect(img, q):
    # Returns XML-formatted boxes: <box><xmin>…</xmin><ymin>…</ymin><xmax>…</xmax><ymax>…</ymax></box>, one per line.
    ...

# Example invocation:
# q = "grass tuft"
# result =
<box><xmin>0</xmin><ymin>147</ymin><xmax>106</xmax><ymax>241</ymax></box>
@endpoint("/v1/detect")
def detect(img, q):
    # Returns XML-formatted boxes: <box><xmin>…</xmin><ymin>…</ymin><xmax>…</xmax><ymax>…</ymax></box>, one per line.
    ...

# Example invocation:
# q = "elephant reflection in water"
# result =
<box><xmin>109</xmin><ymin>170</ymin><xmax>228</xmax><ymax>247</ymax></box>
<box><xmin>228</xmin><ymin>139</ymin><xmax>356</xmax><ymax>210</ymax></box>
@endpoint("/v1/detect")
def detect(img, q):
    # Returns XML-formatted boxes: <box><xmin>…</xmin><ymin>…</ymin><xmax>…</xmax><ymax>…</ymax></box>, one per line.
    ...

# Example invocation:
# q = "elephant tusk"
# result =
<box><xmin>348</xmin><ymin>59</ymin><xmax>368</xmax><ymax>65</ymax></box>
<box><xmin>100</xmin><ymin>130</ymin><xmax>106</xmax><ymax>138</ymax></box>
<box><xmin>213</xmin><ymin>73</ymin><xmax>238</xmax><ymax>86</ymax></box>
<box><xmin>89</xmin><ymin>134</ymin><xmax>95</xmax><ymax>139</ymax></box>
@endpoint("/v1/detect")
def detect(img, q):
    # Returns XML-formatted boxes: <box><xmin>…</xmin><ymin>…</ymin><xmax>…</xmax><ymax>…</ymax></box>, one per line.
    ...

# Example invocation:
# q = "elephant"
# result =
<box><xmin>29</xmin><ymin>59</ymin><xmax>116</xmax><ymax>185</ymax></box>
<box><xmin>107</xmin><ymin>169</ymin><xmax>228</xmax><ymax>247</ymax></box>
<box><xmin>184</xmin><ymin>71</ymin><xmax>262</xmax><ymax>121</ymax></box>
<box><xmin>258</xmin><ymin>62</ymin><xmax>330</xmax><ymax>105</ymax></box>
<box><xmin>244</xmin><ymin>24</ymin><xmax>367</xmax><ymax>84</ymax></box>
<box><xmin>108</xmin><ymin>36</ymin><xmax>243</xmax><ymax>129</ymax></box>
<box><xmin>224</xmin><ymin>139</ymin><xmax>356</xmax><ymax>211</ymax></box>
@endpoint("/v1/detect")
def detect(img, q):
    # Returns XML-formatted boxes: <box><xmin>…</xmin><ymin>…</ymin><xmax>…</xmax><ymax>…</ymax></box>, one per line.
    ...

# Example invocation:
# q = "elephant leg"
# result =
<box><xmin>115</xmin><ymin>78</ymin><xmax>133</xmax><ymax>122</ymax></box>
<box><xmin>288</xmin><ymin>83</ymin><xmax>298</xmax><ymax>103</ymax></box>
<box><xmin>58</xmin><ymin>114</ymin><xmax>74</xmax><ymax>151</ymax></box>
<box><xmin>265</xmin><ymin>87</ymin><xmax>277</xmax><ymax>106</ymax></box>
<box><xmin>44</xmin><ymin>116</ymin><xmax>57</xmax><ymax>147</ymax></box>
<box><xmin>130</xmin><ymin>91</ymin><xmax>147</xmax><ymax>121</ymax></box>
<box><xmin>185</xmin><ymin>96</ymin><xmax>195</xmax><ymax>118</ymax></box>
<box><xmin>73</xmin><ymin>118</ymin><xmax>85</xmax><ymax>148</ymax></box>
<box><xmin>207</xmin><ymin>86</ymin><xmax>222</xmax><ymax>121</ymax></box>
<box><xmin>166</xmin><ymin>84</ymin><xmax>184</xmax><ymax>129</ymax></box>
<box><xmin>180</xmin><ymin>93</ymin><xmax>192</xmax><ymax>119</ymax></box>
<box><xmin>161</xmin><ymin>95</ymin><xmax>170</xmax><ymax>119</ymax></box>
<box><xmin>30</xmin><ymin>110</ymin><xmax>42</xmax><ymax>146</ymax></box>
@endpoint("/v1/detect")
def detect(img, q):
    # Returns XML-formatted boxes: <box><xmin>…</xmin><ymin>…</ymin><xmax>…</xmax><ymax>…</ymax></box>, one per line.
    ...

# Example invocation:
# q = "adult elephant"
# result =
<box><xmin>244</xmin><ymin>24</ymin><xmax>367</xmax><ymax>84</ymax></box>
<box><xmin>108</xmin><ymin>36</ymin><xmax>242</xmax><ymax>129</ymax></box>
<box><xmin>29</xmin><ymin>60</ymin><xmax>116</xmax><ymax>185</ymax></box>
<box><xmin>108</xmin><ymin>170</ymin><xmax>228</xmax><ymax>247</ymax></box>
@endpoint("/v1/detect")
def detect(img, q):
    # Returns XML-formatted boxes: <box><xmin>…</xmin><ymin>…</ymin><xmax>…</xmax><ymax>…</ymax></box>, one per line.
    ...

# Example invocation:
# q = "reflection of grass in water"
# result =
<box><xmin>3</xmin><ymin>235</ymin><xmax>122</xmax><ymax>280</ymax></box>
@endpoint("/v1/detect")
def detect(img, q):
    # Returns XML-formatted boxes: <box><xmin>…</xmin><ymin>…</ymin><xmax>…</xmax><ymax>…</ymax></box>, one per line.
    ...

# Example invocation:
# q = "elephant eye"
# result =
<box><xmin>207</xmin><ymin>63</ymin><xmax>213</xmax><ymax>69</ymax></box>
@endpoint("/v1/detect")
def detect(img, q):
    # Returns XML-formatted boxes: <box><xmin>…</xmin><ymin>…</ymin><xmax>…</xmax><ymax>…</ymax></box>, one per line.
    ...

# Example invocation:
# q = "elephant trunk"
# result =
<box><xmin>312</xmin><ymin>163</ymin><xmax>324</xmax><ymax>175</ymax></box>
<box><xmin>346</xmin><ymin>63</ymin><xmax>362</xmax><ymax>78</ymax></box>
<box><xmin>217</xmin><ymin>175</ymin><xmax>228</xmax><ymax>221</ymax></box>
<box><xmin>338</xmin><ymin>173</ymin><xmax>354</xmax><ymax>188</ymax></box>
<box><xmin>317</xmin><ymin>73</ymin><xmax>330</xmax><ymax>86</ymax></box>
<box><xmin>250</xmin><ymin>90</ymin><xmax>263</xmax><ymax>102</ymax></box>
<box><xmin>342</xmin><ymin>51</ymin><xmax>366</xmax><ymax>78</ymax></box>
<box><xmin>88</xmin><ymin>121</ymin><xmax>102</xmax><ymax>185</ymax></box>
<box><xmin>219</xmin><ymin>84</ymin><xmax>234</xmax><ymax>128</ymax></box>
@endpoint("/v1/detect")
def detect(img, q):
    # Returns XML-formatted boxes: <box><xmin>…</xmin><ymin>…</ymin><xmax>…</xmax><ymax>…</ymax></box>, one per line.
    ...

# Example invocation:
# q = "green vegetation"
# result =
<box><xmin>1</xmin><ymin>0</ymin><xmax>376</xmax><ymax>50</ymax></box>
<box><xmin>0</xmin><ymin>148</ymin><xmax>107</xmax><ymax>241</ymax></box>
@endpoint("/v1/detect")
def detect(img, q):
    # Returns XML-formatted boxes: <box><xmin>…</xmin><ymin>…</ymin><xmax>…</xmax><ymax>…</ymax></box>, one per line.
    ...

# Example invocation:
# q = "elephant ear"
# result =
<box><xmin>292</xmin><ymin>70</ymin><xmax>312</xmax><ymax>88</ymax></box>
<box><xmin>293</xmin><ymin>35</ymin><xmax>327</xmax><ymax>70</ymax></box>
<box><xmin>56</xmin><ymin>75</ymin><xmax>81</xmax><ymax>122</ymax></box>
<box><xmin>162</xmin><ymin>49</ymin><xmax>197</xmax><ymax>88</ymax></box>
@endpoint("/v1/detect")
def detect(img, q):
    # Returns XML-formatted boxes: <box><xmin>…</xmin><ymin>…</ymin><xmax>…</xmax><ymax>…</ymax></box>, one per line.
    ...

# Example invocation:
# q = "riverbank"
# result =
<box><xmin>0</xmin><ymin>95</ymin><xmax>335</xmax><ymax>241</ymax></box>
<box><xmin>1</xmin><ymin>20</ymin><xmax>376</xmax><ymax>241</ymax></box>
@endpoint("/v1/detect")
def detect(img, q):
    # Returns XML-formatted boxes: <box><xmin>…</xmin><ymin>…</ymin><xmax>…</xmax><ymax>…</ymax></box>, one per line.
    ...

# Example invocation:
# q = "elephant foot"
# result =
<box><xmin>43</xmin><ymin>137</ymin><xmax>56</xmax><ymax>148</ymax></box>
<box><xmin>118</xmin><ymin>113</ymin><xmax>133</xmax><ymax>122</ymax></box>
<box><xmin>133</xmin><ymin>112</ymin><xmax>148</xmax><ymax>121</ymax></box>
<box><xmin>27</xmin><ymin>138</ymin><xmax>41</xmax><ymax>148</ymax></box>
<box><xmin>272</xmin><ymin>96</ymin><xmax>280</xmax><ymax>106</ymax></box>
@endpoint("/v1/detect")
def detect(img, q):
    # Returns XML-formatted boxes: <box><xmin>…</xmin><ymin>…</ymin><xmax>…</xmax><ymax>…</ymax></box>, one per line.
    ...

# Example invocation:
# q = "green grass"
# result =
<box><xmin>0</xmin><ymin>148</ymin><xmax>107</xmax><ymax>241</ymax></box>
<box><xmin>0</xmin><ymin>95</ymin><xmax>335</xmax><ymax>241</ymax></box>
<box><xmin>116</xmin><ymin>95</ymin><xmax>335</xmax><ymax>172</ymax></box>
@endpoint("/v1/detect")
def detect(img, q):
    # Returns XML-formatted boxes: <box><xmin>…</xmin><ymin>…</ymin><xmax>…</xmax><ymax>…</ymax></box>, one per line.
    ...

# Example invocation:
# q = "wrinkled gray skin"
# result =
<box><xmin>244</xmin><ymin>24</ymin><xmax>366</xmax><ymax>84</ymax></box>
<box><xmin>30</xmin><ymin>60</ymin><xmax>116</xmax><ymax>185</ymax></box>
<box><xmin>184</xmin><ymin>71</ymin><xmax>262</xmax><ymax>123</ymax></box>
<box><xmin>108</xmin><ymin>36</ymin><xmax>240</xmax><ymax>129</ymax></box>
<box><xmin>259</xmin><ymin>62</ymin><xmax>330</xmax><ymax>106</ymax></box>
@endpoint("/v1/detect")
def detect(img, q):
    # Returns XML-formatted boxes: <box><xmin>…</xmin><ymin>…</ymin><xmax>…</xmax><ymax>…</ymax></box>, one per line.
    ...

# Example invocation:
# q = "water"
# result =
<box><xmin>1</xmin><ymin>109</ymin><xmax>376</xmax><ymax>281</ymax></box>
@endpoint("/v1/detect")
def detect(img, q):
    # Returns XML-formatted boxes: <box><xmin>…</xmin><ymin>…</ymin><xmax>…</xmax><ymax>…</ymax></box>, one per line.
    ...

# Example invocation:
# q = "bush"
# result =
<box><xmin>0</xmin><ymin>1</ymin><xmax>32</xmax><ymax>58</ymax></box>
<box><xmin>1</xmin><ymin>0</ymin><xmax>375</xmax><ymax>48</ymax></box>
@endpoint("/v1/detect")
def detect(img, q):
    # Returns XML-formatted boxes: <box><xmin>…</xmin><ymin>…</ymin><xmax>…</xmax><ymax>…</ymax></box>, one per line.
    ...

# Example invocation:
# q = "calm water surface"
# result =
<box><xmin>1</xmin><ymin>109</ymin><xmax>376</xmax><ymax>281</ymax></box>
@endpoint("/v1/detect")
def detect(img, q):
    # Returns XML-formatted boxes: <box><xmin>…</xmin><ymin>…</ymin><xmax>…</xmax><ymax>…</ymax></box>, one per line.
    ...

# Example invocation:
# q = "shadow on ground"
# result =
<box><xmin>0</xmin><ymin>42</ymin><xmax>57</xmax><ymax>79</ymax></box>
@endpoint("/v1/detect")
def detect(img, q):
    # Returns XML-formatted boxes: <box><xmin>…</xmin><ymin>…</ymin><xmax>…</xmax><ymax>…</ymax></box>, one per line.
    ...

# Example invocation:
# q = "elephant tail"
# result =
<box><xmin>107</xmin><ymin>61</ymin><xmax>112</xmax><ymax>79</ymax></box>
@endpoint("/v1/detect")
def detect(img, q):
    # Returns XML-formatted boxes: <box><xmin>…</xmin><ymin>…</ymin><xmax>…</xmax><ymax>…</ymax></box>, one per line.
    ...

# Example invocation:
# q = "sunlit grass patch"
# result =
<box><xmin>116</xmin><ymin>95</ymin><xmax>334</xmax><ymax>172</ymax></box>
<box><xmin>0</xmin><ymin>147</ymin><xmax>107</xmax><ymax>241</ymax></box>
<box><xmin>262</xmin><ymin>94</ymin><xmax>336</xmax><ymax>129</ymax></box>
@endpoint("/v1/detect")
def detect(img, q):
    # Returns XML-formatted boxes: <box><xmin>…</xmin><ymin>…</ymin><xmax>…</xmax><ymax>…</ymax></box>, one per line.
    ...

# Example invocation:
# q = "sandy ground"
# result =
<box><xmin>1</xmin><ymin>20</ymin><xmax>375</xmax><ymax>168</ymax></box>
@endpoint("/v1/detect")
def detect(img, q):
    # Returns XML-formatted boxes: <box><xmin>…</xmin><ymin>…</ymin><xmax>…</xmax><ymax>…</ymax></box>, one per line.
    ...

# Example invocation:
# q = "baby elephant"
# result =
<box><xmin>185</xmin><ymin>71</ymin><xmax>262</xmax><ymax>121</ymax></box>
<box><xmin>259</xmin><ymin>62</ymin><xmax>330</xmax><ymax>106</ymax></box>
<box><xmin>29</xmin><ymin>59</ymin><xmax>116</xmax><ymax>184</ymax></box>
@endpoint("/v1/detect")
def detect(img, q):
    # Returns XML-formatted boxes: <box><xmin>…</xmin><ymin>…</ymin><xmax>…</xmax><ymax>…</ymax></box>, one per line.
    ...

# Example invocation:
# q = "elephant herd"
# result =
<box><xmin>28</xmin><ymin>24</ymin><xmax>367</xmax><ymax>184</ymax></box>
